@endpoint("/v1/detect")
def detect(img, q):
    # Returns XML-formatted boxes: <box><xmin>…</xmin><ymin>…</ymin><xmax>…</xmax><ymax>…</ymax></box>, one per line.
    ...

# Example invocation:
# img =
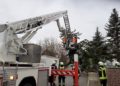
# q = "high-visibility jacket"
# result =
<box><xmin>98</xmin><ymin>66</ymin><xmax>107</xmax><ymax>80</ymax></box>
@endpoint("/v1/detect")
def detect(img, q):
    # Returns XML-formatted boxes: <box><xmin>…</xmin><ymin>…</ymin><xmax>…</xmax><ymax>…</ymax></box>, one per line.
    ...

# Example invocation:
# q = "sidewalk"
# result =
<box><xmin>87</xmin><ymin>72</ymin><xmax>100</xmax><ymax>86</ymax></box>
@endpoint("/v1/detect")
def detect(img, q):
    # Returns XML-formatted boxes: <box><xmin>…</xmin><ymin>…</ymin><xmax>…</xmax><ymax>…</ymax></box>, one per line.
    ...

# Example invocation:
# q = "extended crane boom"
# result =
<box><xmin>0</xmin><ymin>10</ymin><xmax>71</xmax><ymax>62</ymax></box>
<box><xmin>8</xmin><ymin>11</ymin><xmax>69</xmax><ymax>34</ymax></box>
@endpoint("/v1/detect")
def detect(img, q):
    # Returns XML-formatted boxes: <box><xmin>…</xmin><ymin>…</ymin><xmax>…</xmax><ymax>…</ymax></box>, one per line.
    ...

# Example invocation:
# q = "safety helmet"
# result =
<box><xmin>52</xmin><ymin>60</ymin><xmax>56</xmax><ymax>64</ymax></box>
<box><xmin>98</xmin><ymin>61</ymin><xmax>104</xmax><ymax>66</ymax></box>
<box><xmin>60</xmin><ymin>62</ymin><xmax>64</xmax><ymax>65</ymax></box>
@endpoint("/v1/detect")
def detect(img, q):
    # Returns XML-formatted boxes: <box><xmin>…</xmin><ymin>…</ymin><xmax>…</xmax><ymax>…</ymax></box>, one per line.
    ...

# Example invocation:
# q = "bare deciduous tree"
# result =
<box><xmin>39</xmin><ymin>38</ymin><xmax>69</xmax><ymax>63</ymax></box>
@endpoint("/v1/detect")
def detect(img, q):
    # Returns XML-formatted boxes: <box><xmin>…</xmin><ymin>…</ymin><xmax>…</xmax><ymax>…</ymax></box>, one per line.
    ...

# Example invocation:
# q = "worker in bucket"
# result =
<box><xmin>58</xmin><ymin>62</ymin><xmax>65</xmax><ymax>86</ymax></box>
<box><xmin>49</xmin><ymin>61</ymin><xmax>57</xmax><ymax>86</ymax></box>
<box><xmin>98</xmin><ymin>61</ymin><xmax>107</xmax><ymax>86</ymax></box>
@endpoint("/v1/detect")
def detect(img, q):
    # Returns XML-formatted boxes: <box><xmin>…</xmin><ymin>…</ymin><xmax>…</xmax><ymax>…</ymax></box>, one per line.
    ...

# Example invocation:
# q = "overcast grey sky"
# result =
<box><xmin>0</xmin><ymin>0</ymin><xmax>120</xmax><ymax>43</ymax></box>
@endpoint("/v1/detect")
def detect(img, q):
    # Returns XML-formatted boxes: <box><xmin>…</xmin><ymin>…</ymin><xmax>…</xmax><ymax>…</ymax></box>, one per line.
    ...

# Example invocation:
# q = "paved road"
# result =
<box><xmin>48</xmin><ymin>72</ymin><xmax>101</xmax><ymax>86</ymax></box>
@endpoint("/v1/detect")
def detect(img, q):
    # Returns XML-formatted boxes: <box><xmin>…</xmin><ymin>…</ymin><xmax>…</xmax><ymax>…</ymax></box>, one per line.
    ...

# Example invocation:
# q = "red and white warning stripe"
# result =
<box><xmin>51</xmin><ymin>69</ymin><xmax>75</xmax><ymax>76</ymax></box>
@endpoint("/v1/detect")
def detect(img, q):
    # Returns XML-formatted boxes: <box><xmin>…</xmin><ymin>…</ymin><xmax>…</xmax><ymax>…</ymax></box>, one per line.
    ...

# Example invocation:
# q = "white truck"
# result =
<box><xmin>0</xmin><ymin>10</ymin><xmax>72</xmax><ymax>86</ymax></box>
<box><xmin>41</xmin><ymin>55</ymin><xmax>59</xmax><ymax>67</ymax></box>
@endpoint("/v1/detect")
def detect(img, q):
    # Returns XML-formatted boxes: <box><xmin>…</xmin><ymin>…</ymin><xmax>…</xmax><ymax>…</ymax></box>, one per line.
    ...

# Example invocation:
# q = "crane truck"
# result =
<box><xmin>0</xmin><ymin>10</ymin><xmax>78</xmax><ymax>86</ymax></box>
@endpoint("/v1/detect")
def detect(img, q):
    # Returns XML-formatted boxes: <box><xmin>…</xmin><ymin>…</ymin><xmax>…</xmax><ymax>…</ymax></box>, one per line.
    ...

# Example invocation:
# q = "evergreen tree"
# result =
<box><xmin>92</xmin><ymin>27</ymin><xmax>107</xmax><ymax>65</ymax></box>
<box><xmin>105</xmin><ymin>8</ymin><xmax>120</xmax><ymax>60</ymax></box>
<box><xmin>79</xmin><ymin>27</ymin><xmax>107</xmax><ymax>71</ymax></box>
<box><xmin>78</xmin><ymin>39</ymin><xmax>91</xmax><ymax>71</ymax></box>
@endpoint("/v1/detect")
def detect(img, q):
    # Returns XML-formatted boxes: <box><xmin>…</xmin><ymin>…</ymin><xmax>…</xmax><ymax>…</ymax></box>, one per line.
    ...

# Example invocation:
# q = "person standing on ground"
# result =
<box><xmin>49</xmin><ymin>61</ymin><xmax>57</xmax><ymax>86</ymax></box>
<box><xmin>58</xmin><ymin>62</ymin><xmax>65</xmax><ymax>86</ymax></box>
<box><xmin>98</xmin><ymin>61</ymin><xmax>107</xmax><ymax>86</ymax></box>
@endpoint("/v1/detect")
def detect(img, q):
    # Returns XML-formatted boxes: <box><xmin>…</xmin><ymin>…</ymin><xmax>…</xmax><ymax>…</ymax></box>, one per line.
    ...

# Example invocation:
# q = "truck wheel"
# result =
<box><xmin>23</xmin><ymin>83</ymin><xmax>33</xmax><ymax>86</ymax></box>
<box><xmin>20</xmin><ymin>81</ymin><xmax>35</xmax><ymax>86</ymax></box>
<box><xmin>19</xmin><ymin>77</ymin><xmax>36</xmax><ymax>86</ymax></box>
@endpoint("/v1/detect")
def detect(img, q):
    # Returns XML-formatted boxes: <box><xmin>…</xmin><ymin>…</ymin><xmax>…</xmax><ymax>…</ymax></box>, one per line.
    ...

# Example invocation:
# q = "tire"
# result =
<box><xmin>19</xmin><ymin>77</ymin><xmax>36</xmax><ymax>86</ymax></box>
<box><xmin>22</xmin><ymin>83</ymin><xmax>33</xmax><ymax>86</ymax></box>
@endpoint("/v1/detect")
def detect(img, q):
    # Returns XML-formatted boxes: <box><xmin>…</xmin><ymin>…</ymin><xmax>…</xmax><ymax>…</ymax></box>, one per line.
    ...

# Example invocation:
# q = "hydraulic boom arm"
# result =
<box><xmin>0</xmin><ymin>10</ymin><xmax>72</xmax><ymax>62</ymax></box>
<box><xmin>8</xmin><ymin>11</ymin><xmax>69</xmax><ymax>34</ymax></box>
